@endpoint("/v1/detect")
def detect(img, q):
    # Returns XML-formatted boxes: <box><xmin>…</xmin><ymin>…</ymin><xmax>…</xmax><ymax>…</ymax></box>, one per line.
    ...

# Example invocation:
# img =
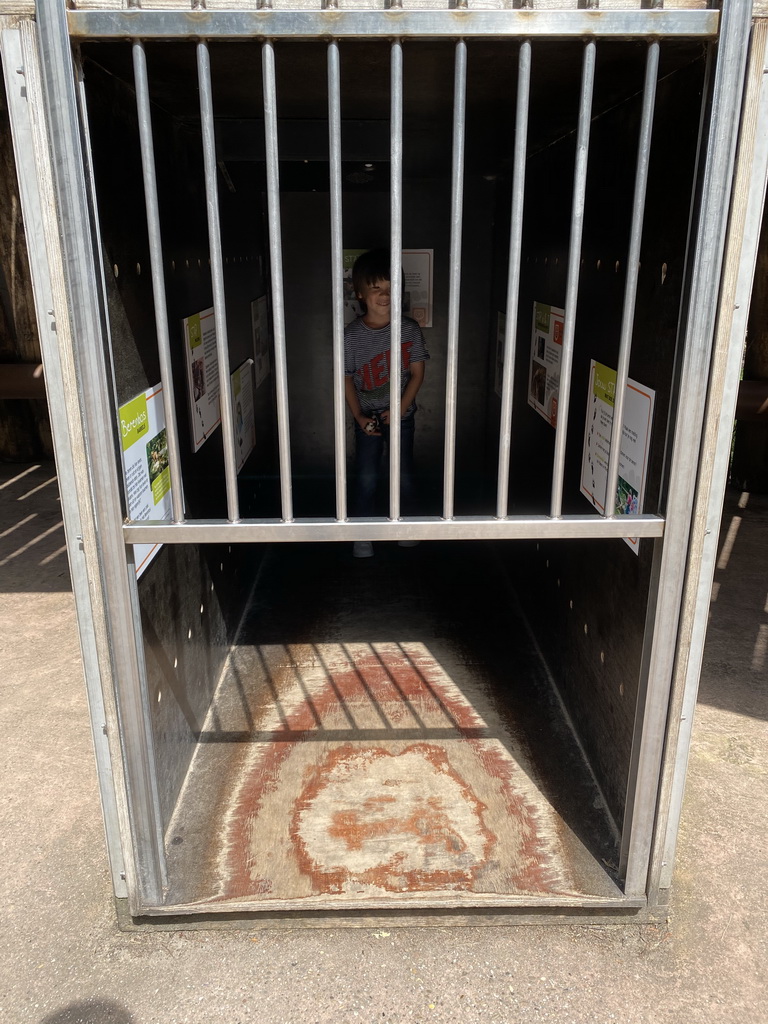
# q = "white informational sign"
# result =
<box><xmin>528</xmin><ymin>301</ymin><xmax>565</xmax><ymax>428</ymax></box>
<box><xmin>118</xmin><ymin>383</ymin><xmax>172</xmax><ymax>578</ymax></box>
<box><xmin>342</xmin><ymin>248</ymin><xmax>434</xmax><ymax>328</ymax></box>
<box><xmin>580</xmin><ymin>360</ymin><xmax>656</xmax><ymax>554</ymax></box>
<box><xmin>251</xmin><ymin>296</ymin><xmax>271</xmax><ymax>390</ymax></box>
<box><xmin>494</xmin><ymin>311</ymin><xmax>506</xmax><ymax>399</ymax></box>
<box><xmin>183</xmin><ymin>307</ymin><xmax>221</xmax><ymax>452</ymax></box>
<box><xmin>231</xmin><ymin>359</ymin><xmax>256</xmax><ymax>474</ymax></box>
<box><xmin>402</xmin><ymin>249</ymin><xmax>433</xmax><ymax>329</ymax></box>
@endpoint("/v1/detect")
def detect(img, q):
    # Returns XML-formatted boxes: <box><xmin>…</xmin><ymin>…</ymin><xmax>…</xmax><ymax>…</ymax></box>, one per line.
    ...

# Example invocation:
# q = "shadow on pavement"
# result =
<box><xmin>40</xmin><ymin>1001</ymin><xmax>134</xmax><ymax>1024</ymax></box>
<box><xmin>699</xmin><ymin>488</ymin><xmax>768</xmax><ymax>723</ymax></box>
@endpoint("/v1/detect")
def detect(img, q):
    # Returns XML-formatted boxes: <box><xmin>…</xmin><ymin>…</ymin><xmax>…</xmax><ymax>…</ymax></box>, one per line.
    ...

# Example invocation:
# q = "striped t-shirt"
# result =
<box><xmin>344</xmin><ymin>316</ymin><xmax>429</xmax><ymax>416</ymax></box>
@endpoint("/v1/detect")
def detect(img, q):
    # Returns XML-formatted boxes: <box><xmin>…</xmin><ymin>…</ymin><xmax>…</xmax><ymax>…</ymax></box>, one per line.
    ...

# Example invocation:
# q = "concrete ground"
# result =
<box><xmin>0</xmin><ymin>461</ymin><xmax>765</xmax><ymax>1024</ymax></box>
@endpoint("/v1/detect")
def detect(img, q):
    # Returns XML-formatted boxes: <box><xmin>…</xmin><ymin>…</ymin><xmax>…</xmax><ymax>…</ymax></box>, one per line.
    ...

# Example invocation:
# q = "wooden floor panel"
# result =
<box><xmin>164</xmin><ymin>542</ymin><xmax>623</xmax><ymax>910</ymax></box>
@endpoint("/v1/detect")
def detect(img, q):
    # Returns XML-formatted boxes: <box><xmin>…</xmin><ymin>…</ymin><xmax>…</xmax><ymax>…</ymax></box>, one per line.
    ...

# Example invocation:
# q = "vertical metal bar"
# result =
<box><xmin>549</xmin><ymin>40</ymin><xmax>596</xmax><ymax>518</ymax></box>
<box><xmin>133</xmin><ymin>40</ymin><xmax>185</xmax><ymax>524</ymax></box>
<box><xmin>389</xmin><ymin>40</ymin><xmax>403</xmax><ymax>520</ymax></box>
<box><xmin>262</xmin><ymin>40</ymin><xmax>294</xmax><ymax>522</ymax></box>
<box><xmin>621</xmin><ymin>0</ymin><xmax>754</xmax><ymax>896</ymax></box>
<box><xmin>442</xmin><ymin>39</ymin><xmax>467</xmax><ymax>520</ymax></box>
<box><xmin>496</xmin><ymin>40</ymin><xmax>532</xmax><ymax>518</ymax></box>
<box><xmin>197</xmin><ymin>41</ymin><xmax>240</xmax><ymax>522</ymax></box>
<box><xmin>34</xmin><ymin>0</ymin><xmax>166</xmax><ymax>908</ymax></box>
<box><xmin>604</xmin><ymin>41</ymin><xmax>659</xmax><ymax>520</ymax></box>
<box><xmin>328</xmin><ymin>41</ymin><xmax>346</xmax><ymax>521</ymax></box>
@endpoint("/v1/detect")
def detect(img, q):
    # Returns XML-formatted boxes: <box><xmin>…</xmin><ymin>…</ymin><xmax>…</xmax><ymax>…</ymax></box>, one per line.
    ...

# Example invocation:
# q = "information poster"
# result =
<box><xmin>342</xmin><ymin>248</ymin><xmax>434</xmax><ymax>328</ymax></box>
<box><xmin>527</xmin><ymin>301</ymin><xmax>565</xmax><ymax>428</ymax></box>
<box><xmin>402</xmin><ymin>249</ymin><xmax>433</xmax><ymax>328</ymax></box>
<box><xmin>119</xmin><ymin>384</ymin><xmax>172</xmax><ymax>579</ymax></box>
<box><xmin>183</xmin><ymin>307</ymin><xmax>221</xmax><ymax>452</ymax></box>
<box><xmin>231</xmin><ymin>359</ymin><xmax>256</xmax><ymax>474</ymax></box>
<box><xmin>250</xmin><ymin>296</ymin><xmax>271</xmax><ymax>390</ymax></box>
<box><xmin>494</xmin><ymin>311</ymin><xmax>506</xmax><ymax>399</ymax></box>
<box><xmin>580</xmin><ymin>360</ymin><xmax>656</xmax><ymax>554</ymax></box>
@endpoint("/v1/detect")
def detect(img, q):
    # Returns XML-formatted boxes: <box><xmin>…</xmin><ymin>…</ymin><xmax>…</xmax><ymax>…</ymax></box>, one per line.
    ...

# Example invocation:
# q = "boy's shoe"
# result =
<box><xmin>398</xmin><ymin>540</ymin><xmax>420</xmax><ymax>548</ymax></box>
<box><xmin>353</xmin><ymin>541</ymin><xmax>374</xmax><ymax>558</ymax></box>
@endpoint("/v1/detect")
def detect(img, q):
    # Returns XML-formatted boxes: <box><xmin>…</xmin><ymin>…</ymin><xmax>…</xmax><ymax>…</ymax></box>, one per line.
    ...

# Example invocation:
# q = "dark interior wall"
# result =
<box><xmin>80</xmin><ymin>36</ymin><xmax>708</xmax><ymax>831</ymax></box>
<box><xmin>491</xmin><ymin>49</ymin><xmax>707</xmax><ymax>823</ymax></box>
<box><xmin>83</xmin><ymin>56</ymin><xmax>266</xmax><ymax>827</ymax></box>
<box><xmin>279</xmin><ymin>179</ymin><xmax>496</xmax><ymax>516</ymax></box>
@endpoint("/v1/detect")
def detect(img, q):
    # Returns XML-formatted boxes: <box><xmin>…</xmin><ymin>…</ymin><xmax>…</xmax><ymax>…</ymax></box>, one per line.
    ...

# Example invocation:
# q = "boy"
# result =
<box><xmin>344</xmin><ymin>248</ymin><xmax>429</xmax><ymax>558</ymax></box>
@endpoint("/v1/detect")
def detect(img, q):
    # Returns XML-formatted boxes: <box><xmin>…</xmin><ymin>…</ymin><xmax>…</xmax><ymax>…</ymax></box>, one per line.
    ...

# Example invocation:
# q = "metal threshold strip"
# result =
<box><xmin>67</xmin><ymin>9</ymin><xmax>719</xmax><ymax>41</ymax></box>
<box><xmin>140</xmin><ymin>892</ymin><xmax>647</xmax><ymax>916</ymax></box>
<box><xmin>123</xmin><ymin>514</ymin><xmax>665</xmax><ymax>544</ymax></box>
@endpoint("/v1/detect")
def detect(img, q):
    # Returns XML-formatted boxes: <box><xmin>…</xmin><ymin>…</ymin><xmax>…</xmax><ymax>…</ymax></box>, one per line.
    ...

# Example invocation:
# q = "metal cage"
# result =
<box><xmin>2</xmin><ymin>0</ymin><xmax>766</xmax><ymax>919</ymax></box>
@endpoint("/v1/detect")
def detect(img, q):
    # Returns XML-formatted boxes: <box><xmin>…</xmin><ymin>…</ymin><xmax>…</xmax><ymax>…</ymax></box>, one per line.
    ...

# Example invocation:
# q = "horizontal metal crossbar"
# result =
<box><xmin>67</xmin><ymin>10</ymin><xmax>719</xmax><ymax>42</ymax></box>
<box><xmin>123</xmin><ymin>514</ymin><xmax>665</xmax><ymax>544</ymax></box>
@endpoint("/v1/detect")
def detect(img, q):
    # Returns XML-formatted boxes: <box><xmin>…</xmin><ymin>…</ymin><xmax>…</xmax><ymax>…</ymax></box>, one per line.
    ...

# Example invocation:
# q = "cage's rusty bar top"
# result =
<box><xmin>66</xmin><ymin>10</ymin><xmax>719</xmax><ymax>40</ymax></box>
<box><xmin>123</xmin><ymin>513</ymin><xmax>664</xmax><ymax>544</ymax></box>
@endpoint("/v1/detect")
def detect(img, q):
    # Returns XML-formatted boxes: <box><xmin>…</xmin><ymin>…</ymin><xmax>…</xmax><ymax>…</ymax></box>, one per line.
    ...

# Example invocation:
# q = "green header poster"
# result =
<box><xmin>182</xmin><ymin>307</ymin><xmax>221</xmax><ymax>452</ymax></box>
<box><xmin>118</xmin><ymin>383</ymin><xmax>173</xmax><ymax>578</ymax></box>
<box><xmin>580</xmin><ymin>360</ymin><xmax>656</xmax><ymax>554</ymax></box>
<box><xmin>231</xmin><ymin>359</ymin><xmax>256</xmax><ymax>474</ymax></box>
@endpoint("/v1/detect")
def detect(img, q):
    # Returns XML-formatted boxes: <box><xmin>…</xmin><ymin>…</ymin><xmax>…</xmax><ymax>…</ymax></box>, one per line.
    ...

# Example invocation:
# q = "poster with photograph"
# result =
<box><xmin>182</xmin><ymin>307</ymin><xmax>221</xmax><ymax>452</ymax></box>
<box><xmin>118</xmin><ymin>383</ymin><xmax>172</xmax><ymax>579</ymax></box>
<box><xmin>494</xmin><ymin>312</ymin><xmax>506</xmax><ymax>399</ymax></box>
<box><xmin>250</xmin><ymin>296</ymin><xmax>271</xmax><ymax>390</ymax></box>
<box><xmin>580</xmin><ymin>360</ymin><xmax>656</xmax><ymax>554</ymax></box>
<box><xmin>527</xmin><ymin>301</ymin><xmax>565</xmax><ymax>428</ymax></box>
<box><xmin>342</xmin><ymin>248</ymin><xmax>434</xmax><ymax>328</ymax></box>
<box><xmin>231</xmin><ymin>359</ymin><xmax>256</xmax><ymax>474</ymax></box>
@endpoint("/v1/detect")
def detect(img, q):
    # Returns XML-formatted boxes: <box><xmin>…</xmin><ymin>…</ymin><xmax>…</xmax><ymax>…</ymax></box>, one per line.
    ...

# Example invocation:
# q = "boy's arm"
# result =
<box><xmin>345</xmin><ymin>375</ymin><xmax>379</xmax><ymax>433</ymax></box>
<box><xmin>392</xmin><ymin>359</ymin><xmax>425</xmax><ymax>420</ymax></box>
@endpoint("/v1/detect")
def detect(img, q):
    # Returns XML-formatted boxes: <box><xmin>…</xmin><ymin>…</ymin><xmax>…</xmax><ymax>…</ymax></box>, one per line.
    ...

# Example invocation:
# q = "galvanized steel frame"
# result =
<box><xmin>35</xmin><ymin>0</ymin><xmax>168</xmax><ymax>910</ymax></box>
<box><xmin>0</xmin><ymin>21</ymin><xmax>129</xmax><ymax>899</ymax></box>
<box><xmin>27</xmin><ymin>0</ymin><xmax>752</xmax><ymax>911</ymax></box>
<box><xmin>653</xmin><ymin>18</ymin><xmax>768</xmax><ymax>899</ymax></box>
<box><xmin>619</xmin><ymin>0</ymin><xmax>753</xmax><ymax>896</ymax></box>
<box><xmin>66</xmin><ymin>8</ymin><xmax>720</xmax><ymax>42</ymax></box>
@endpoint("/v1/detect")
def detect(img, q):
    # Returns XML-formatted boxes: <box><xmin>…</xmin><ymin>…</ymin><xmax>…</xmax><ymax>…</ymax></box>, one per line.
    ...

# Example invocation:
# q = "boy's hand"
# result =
<box><xmin>358</xmin><ymin>415</ymin><xmax>381</xmax><ymax>436</ymax></box>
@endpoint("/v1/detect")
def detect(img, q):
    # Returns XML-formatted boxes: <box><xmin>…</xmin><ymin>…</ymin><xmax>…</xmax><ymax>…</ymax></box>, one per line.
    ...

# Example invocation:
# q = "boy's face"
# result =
<box><xmin>357</xmin><ymin>276</ymin><xmax>391</xmax><ymax>320</ymax></box>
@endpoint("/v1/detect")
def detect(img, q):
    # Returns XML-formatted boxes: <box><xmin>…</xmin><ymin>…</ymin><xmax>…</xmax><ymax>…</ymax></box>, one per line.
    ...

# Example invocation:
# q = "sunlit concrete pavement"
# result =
<box><xmin>0</xmin><ymin>462</ymin><xmax>765</xmax><ymax>1024</ymax></box>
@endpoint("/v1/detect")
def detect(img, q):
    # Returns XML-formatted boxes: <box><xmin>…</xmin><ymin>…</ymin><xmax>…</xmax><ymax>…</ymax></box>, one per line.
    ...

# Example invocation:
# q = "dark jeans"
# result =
<box><xmin>353</xmin><ymin>414</ymin><xmax>416</xmax><ymax>517</ymax></box>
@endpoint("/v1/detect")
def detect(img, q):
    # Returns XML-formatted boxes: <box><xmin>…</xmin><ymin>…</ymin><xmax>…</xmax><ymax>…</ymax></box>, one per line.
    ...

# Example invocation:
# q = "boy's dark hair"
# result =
<box><xmin>352</xmin><ymin>248</ymin><xmax>390</xmax><ymax>311</ymax></box>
